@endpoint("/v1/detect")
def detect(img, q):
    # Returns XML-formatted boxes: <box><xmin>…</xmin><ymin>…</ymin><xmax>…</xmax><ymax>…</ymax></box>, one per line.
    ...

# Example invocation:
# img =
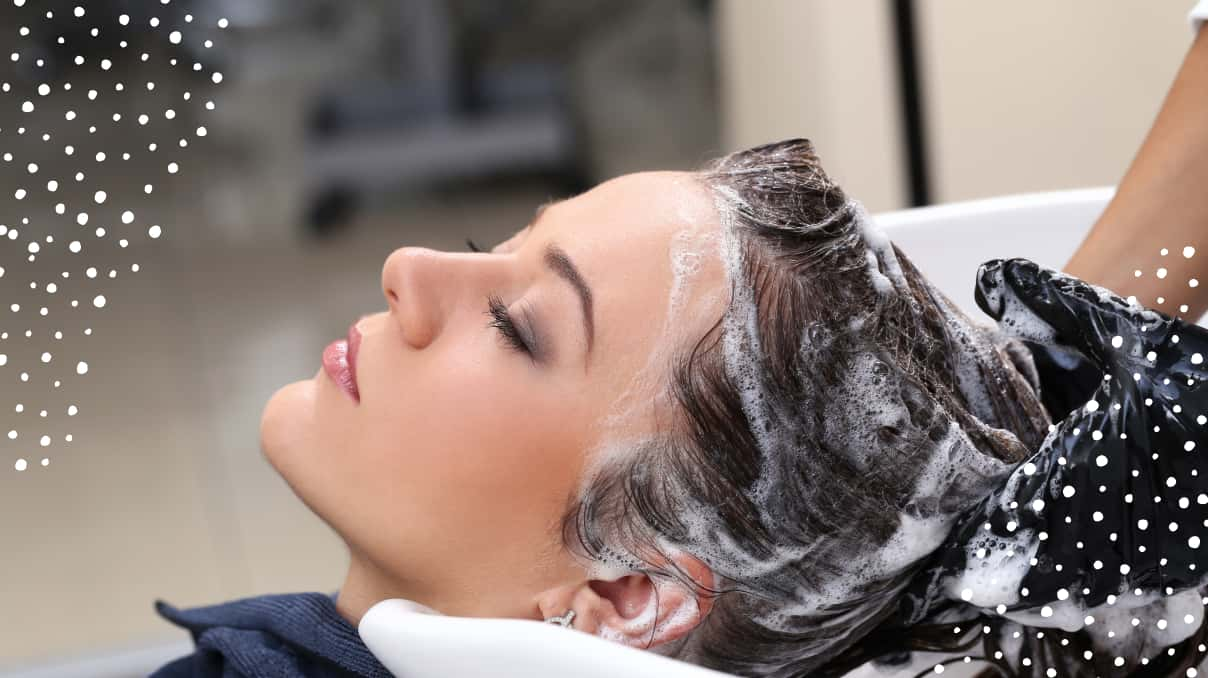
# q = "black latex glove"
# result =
<box><xmin>896</xmin><ymin>257</ymin><xmax>1208</xmax><ymax>626</ymax></box>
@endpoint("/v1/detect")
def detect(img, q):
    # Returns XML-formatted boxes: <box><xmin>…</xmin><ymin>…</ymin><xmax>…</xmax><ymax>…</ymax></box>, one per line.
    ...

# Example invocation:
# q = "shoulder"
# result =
<box><xmin>149</xmin><ymin>591</ymin><xmax>389</xmax><ymax>677</ymax></box>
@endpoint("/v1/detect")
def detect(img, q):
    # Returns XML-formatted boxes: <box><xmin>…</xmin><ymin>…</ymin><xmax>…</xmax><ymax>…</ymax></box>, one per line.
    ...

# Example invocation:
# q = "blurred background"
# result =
<box><xmin>0</xmin><ymin>0</ymin><xmax>1196</xmax><ymax>674</ymax></box>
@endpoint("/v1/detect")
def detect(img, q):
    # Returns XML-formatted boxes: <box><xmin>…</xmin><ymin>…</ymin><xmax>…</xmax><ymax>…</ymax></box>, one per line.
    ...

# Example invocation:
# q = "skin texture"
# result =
<box><xmin>1065</xmin><ymin>24</ymin><xmax>1208</xmax><ymax>317</ymax></box>
<box><xmin>259</xmin><ymin>171</ymin><xmax>726</xmax><ymax>648</ymax></box>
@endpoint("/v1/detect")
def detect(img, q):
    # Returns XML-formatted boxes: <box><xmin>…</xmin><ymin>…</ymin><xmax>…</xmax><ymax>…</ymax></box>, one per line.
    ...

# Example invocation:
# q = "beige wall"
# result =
<box><xmin>917</xmin><ymin>1</ymin><xmax>1191</xmax><ymax>203</ymax></box>
<box><xmin>717</xmin><ymin>1</ymin><xmax>1195</xmax><ymax>209</ymax></box>
<box><xmin>715</xmin><ymin>0</ymin><xmax>906</xmax><ymax>212</ymax></box>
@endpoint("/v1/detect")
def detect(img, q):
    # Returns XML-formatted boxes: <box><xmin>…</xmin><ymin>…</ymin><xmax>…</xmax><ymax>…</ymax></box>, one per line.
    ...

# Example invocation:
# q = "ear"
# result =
<box><xmin>534</xmin><ymin>550</ymin><xmax>715</xmax><ymax>649</ymax></box>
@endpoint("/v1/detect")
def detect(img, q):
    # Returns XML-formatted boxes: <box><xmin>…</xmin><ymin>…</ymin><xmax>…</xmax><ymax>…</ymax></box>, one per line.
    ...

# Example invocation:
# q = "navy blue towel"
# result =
<box><xmin>150</xmin><ymin>592</ymin><xmax>393</xmax><ymax>678</ymax></box>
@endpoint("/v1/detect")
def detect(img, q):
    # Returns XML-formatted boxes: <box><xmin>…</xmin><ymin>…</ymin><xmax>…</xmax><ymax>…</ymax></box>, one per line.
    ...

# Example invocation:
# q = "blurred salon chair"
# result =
<box><xmin>300</xmin><ymin>0</ymin><xmax>584</xmax><ymax>236</ymax></box>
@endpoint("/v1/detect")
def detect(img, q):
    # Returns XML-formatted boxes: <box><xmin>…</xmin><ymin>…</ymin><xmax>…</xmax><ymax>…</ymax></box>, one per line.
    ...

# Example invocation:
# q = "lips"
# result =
<box><xmin>321</xmin><ymin>319</ymin><xmax>363</xmax><ymax>404</ymax></box>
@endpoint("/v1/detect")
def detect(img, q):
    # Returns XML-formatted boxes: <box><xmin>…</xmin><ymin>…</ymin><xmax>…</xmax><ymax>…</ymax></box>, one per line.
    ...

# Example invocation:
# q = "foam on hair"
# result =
<box><xmin>564</xmin><ymin>139</ymin><xmax>1052</xmax><ymax>676</ymax></box>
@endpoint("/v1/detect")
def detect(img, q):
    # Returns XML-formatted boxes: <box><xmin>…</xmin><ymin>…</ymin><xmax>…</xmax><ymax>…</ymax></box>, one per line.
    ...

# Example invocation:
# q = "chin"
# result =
<box><xmin>259</xmin><ymin>376</ymin><xmax>350</xmax><ymax>538</ymax></box>
<box><xmin>260</xmin><ymin>377</ymin><xmax>319</xmax><ymax>482</ymax></box>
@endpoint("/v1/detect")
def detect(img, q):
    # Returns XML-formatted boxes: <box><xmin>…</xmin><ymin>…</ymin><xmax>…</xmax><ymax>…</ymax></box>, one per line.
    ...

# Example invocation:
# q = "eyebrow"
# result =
<box><xmin>544</xmin><ymin>244</ymin><xmax>594</xmax><ymax>357</ymax></box>
<box><xmin>526</xmin><ymin>200</ymin><xmax>595</xmax><ymax>359</ymax></box>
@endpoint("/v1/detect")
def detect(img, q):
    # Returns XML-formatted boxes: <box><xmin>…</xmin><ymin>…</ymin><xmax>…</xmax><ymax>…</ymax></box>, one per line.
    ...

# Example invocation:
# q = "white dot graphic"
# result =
<box><xmin>4</xmin><ymin>21</ymin><xmax>223</xmax><ymax>474</ymax></box>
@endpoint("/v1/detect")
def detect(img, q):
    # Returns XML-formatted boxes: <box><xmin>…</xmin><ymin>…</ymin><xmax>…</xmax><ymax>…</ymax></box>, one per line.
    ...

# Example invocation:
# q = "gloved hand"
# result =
<box><xmin>896</xmin><ymin>257</ymin><xmax>1208</xmax><ymax>627</ymax></box>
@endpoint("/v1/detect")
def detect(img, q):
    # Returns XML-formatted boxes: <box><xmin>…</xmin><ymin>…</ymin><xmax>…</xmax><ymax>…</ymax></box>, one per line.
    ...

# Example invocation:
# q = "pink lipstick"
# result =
<box><xmin>322</xmin><ymin>320</ymin><xmax>362</xmax><ymax>403</ymax></box>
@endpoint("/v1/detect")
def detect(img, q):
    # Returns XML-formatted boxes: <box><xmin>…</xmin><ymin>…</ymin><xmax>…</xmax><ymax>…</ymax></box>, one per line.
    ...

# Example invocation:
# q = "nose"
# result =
<box><xmin>381</xmin><ymin>246</ymin><xmax>504</xmax><ymax>350</ymax></box>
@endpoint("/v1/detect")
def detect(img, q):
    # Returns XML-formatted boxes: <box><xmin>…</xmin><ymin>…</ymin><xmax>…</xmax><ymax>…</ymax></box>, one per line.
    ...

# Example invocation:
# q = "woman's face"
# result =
<box><xmin>259</xmin><ymin>171</ymin><xmax>727</xmax><ymax>617</ymax></box>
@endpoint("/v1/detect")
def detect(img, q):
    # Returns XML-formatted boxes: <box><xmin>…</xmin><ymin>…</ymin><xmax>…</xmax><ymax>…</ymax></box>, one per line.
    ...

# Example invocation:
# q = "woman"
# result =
<box><xmin>150</xmin><ymin>139</ymin><xmax>1205</xmax><ymax>678</ymax></box>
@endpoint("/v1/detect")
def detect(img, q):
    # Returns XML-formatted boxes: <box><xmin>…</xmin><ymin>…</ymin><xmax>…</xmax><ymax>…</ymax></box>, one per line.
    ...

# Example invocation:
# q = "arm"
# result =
<box><xmin>1064</xmin><ymin>23</ymin><xmax>1208</xmax><ymax>319</ymax></box>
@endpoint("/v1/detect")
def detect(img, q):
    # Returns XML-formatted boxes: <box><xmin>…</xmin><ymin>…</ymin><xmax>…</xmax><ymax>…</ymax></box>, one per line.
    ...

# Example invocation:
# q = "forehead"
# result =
<box><xmin>551</xmin><ymin>171</ymin><xmax>718</xmax><ymax>235</ymax></box>
<box><xmin>540</xmin><ymin>171</ymin><xmax>731</xmax><ymax>422</ymax></box>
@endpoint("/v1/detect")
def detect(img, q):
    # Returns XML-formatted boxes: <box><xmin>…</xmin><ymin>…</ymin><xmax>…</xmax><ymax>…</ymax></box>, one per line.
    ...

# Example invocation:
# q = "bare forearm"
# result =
<box><xmin>1065</xmin><ymin>25</ymin><xmax>1208</xmax><ymax>318</ymax></box>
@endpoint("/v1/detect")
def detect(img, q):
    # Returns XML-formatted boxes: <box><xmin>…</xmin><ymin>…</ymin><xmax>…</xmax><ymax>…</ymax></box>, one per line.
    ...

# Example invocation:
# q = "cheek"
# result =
<box><xmin>353</xmin><ymin>339</ymin><xmax>591</xmax><ymax>537</ymax></box>
<box><xmin>378</xmin><ymin>362</ymin><xmax>571</xmax><ymax>480</ymax></box>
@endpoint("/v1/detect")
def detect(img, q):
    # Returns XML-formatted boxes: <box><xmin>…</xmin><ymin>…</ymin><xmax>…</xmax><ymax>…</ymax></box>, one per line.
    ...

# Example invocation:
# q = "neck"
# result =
<box><xmin>335</xmin><ymin>550</ymin><xmax>557</xmax><ymax>625</ymax></box>
<box><xmin>336</xmin><ymin>553</ymin><xmax>430</xmax><ymax>627</ymax></box>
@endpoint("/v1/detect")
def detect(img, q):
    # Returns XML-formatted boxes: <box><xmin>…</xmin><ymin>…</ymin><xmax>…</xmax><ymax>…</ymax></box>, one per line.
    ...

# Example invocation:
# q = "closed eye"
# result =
<box><xmin>486</xmin><ymin>294</ymin><xmax>535</xmax><ymax>360</ymax></box>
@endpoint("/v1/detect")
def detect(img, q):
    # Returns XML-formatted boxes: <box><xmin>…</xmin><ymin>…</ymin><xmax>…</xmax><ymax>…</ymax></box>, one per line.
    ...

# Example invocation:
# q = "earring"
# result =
<box><xmin>544</xmin><ymin>609</ymin><xmax>576</xmax><ymax>628</ymax></box>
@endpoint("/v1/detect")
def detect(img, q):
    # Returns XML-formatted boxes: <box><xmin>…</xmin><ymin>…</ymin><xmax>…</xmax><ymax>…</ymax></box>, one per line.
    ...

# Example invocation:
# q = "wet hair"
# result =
<box><xmin>555</xmin><ymin>138</ymin><xmax>1180</xmax><ymax>676</ymax></box>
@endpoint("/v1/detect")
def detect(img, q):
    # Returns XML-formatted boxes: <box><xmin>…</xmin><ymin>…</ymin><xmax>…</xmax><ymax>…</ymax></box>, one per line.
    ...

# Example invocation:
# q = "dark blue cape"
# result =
<box><xmin>150</xmin><ymin>592</ymin><xmax>392</xmax><ymax>678</ymax></box>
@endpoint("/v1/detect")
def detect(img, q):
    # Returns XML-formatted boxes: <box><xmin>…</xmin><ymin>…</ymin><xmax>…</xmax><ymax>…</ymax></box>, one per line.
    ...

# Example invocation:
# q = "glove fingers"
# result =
<box><xmin>976</xmin><ymin>259</ymin><xmax>1143</xmax><ymax>368</ymax></box>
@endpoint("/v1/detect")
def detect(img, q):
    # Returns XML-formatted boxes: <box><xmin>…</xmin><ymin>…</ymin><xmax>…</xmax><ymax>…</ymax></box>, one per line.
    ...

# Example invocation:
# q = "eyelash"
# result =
<box><xmin>468</xmin><ymin>237</ymin><xmax>535</xmax><ymax>359</ymax></box>
<box><xmin>486</xmin><ymin>294</ymin><xmax>533</xmax><ymax>357</ymax></box>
